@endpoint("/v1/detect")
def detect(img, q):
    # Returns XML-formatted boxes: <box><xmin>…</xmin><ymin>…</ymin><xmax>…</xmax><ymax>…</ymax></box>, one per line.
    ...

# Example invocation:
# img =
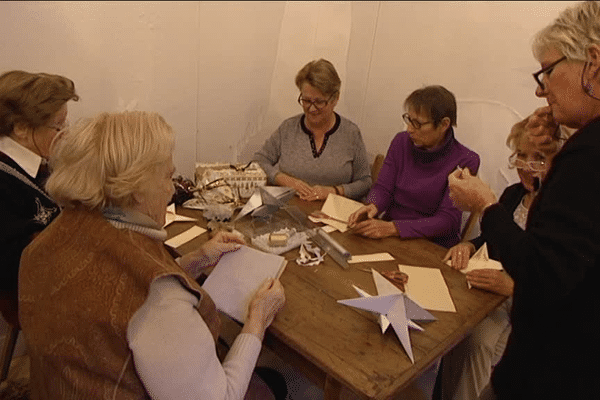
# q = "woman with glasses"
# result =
<box><xmin>439</xmin><ymin>116</ymin><xmax>564</xmax><ymax>400</ymax></box>
<box><xmin>448</xmin><ymin>2</ymin><xmax>600</xmax><ymax>398</ymax></box>
<box><xmin>347</xmin><ymin>85</ymin><xmax>480</xmax><ymax>248</ymax></box>
<box><xmin>253</xmin><ymin>59</ymin><xmax>371</xmax><ymax>201</ymax></box>
<box><xmin>0</xmin><ymin>70</ymin><xmax>78</xmax><ymax>328</ymax></box>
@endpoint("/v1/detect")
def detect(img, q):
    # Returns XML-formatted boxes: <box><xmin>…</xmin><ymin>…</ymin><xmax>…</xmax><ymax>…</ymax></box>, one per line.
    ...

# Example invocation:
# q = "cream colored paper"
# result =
<box><xmin>164</xmin><ymin>204</ymin><xmax>197</xmax><ymax>227</ymax></box>
<box><xmin>164</xmin><ymin>225</ymin><xmax>206</xmax><ymax>248</ymax></box>
<box><xmin>348</xmin><ymin>253</ymin><xmax>395</xmax><ymax>264</ymax></box>
<box><xmin>399</xmin><ymin>264</ymin><xmax>456</xmax><ymax>312</ymax></box>
<box><xmin>318</xmin><ymin>193</ymin><xmax>364</xmax><ymax>232</ymax></box>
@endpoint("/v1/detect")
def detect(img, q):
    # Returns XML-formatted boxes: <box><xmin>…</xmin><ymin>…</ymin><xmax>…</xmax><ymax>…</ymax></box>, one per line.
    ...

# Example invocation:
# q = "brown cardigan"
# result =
<box><xmin>19</xmin><ymin>207</ymin><xmax>220</xmax><ymax>399</ymax></box>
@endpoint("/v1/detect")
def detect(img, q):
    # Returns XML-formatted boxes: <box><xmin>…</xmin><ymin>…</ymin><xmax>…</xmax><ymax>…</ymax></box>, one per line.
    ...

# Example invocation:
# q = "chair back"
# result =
<box><xmin>371</xmin><ymin>153</ymin><xmax>385</xmax><ymax>184</ymax></box>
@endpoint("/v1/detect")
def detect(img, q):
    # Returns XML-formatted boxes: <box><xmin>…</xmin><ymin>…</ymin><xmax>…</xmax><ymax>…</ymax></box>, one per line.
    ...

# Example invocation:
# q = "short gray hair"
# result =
<box><xmin>532</xmin><ymin>1</ymin><xmax>600</xmax><ymax>61</ymax></box>
<box><xmin>47</xmin><ymin>111</ymin><xmax>175</xmax><ymax>210</ymax></box>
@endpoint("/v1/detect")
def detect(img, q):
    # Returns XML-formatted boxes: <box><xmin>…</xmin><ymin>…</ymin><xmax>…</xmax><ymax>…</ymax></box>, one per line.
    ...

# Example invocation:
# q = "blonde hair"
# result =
<box><xmin>295</xmin><ymin>59</ymin><xmax>341</xmax><ymax>97</ymax></box>
<box><xmin>0</xmin><ymin>70</ymin><xmax>79</xmax><ymax>136</ymax></box>
<box><xmin>532</xmin><ymin>1</ymin><xmax>600</xmax><ymax>61</ymax></box>
<box><xmin>47</xmin><ymin>111</ymin><xmax>175</xmax><ymax>210</ymax></box>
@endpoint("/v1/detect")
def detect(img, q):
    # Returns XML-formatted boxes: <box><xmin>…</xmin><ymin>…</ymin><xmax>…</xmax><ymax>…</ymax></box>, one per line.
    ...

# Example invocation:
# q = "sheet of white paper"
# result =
<box><xmin>349</xmin><ymin>253</ymin><xmax>395</xmax><ymax>264</ymax></box>
<box><xmin>202</xmin><ymin>246</ymin><xmax>287</xmax><ymax>323</ymax></box>
<box><xmin>164</xmin><ymin>204</ymin><xmax>197</xmax><ymax>227</ymax></box>
<box><xmin>321</xmin><ymin>193</ymin><xmax>364</xmax><ymax>223</ymax></box>
<box><xmin>164</xmin><ymin>225</ymin><xmax>206</xmax><ymax>248</ymax></box>
<box><xmin>321</xmin><ymin>225</ymin><xmax>337</xmax><ymax>233</ymax></box>
<box><xmin>462</xmin><ymin>243</ymin><xmax>504</xmax><ymax>274</ymax></box>
<box><xmin>399</xmin><ymin>265</ymin><xmax>456</xmax><ymax>312</ymax></box>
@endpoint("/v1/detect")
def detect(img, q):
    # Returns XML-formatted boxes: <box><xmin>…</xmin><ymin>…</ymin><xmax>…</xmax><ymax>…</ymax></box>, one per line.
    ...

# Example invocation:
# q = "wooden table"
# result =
<box><xmin>167</xmin><ymin>198</ymin><xmax>506</xmax><ymax>400</ymax></box>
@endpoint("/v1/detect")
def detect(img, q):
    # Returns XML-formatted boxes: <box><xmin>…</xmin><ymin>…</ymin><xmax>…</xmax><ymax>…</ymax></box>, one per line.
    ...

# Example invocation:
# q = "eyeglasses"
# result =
<box><xmin>533</xmin><ymin>56</ymin><xmax>567</xmax><ymax>91</ymax></box>
<box><xmin>402</xmin><ymin>113</ymin><xmax>433</xmax><ymax>130</ymax></box>
<box><xmin>508</xmin><ymin>154</ymin><xmax>548</xmax><ymax>172</ymax></box>
<box><xmin>298</xmin><ymin>93</ymin><xmax>336</xmax><ymax>111</ymax></box>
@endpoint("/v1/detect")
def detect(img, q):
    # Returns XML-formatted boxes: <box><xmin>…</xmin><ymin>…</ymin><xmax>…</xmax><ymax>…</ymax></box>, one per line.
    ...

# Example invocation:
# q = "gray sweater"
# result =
<box><xmin>253</xmin><ymin>113</ymin><xmax>371</xmax><ymax>200</ymax></box>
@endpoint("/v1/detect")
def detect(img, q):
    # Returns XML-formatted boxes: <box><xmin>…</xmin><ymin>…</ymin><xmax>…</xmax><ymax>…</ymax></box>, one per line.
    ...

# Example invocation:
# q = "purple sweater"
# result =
<box><xmin>367</xmin><ymin>128</ymin><xmax>480</xmax><ymax>248</ymax></box>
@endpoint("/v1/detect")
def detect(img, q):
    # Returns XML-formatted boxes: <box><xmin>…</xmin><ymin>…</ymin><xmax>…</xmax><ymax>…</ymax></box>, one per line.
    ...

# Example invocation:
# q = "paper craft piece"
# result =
<box><xmin>164</xmin><ymin>225</ymin><xmax>206</xmax><ymax>248</ymax></box>
<box><xmin>339</xmin><ymin>268</ymin><xmax>436</xmax><ymax>363</ymax></box>
<box><xmin>399</xmin><ymin>265</ymin><xmax>457</xmax><ymax>313</ymax></box>
<box><xmin>164</xmin><ymin>204</ymin><xmax>197</xmax><ymax>227</ymax></box>
<box><xmin>321</xmin><ymin>224</ymin><xmax>337</xmax><ymax>233</ymax></box>
<box><xmin>234</xmin><ymin>186</ymin><xmax>295</xmax><ymax>221</ymax></box>
<box><xmin>348</xmin><ymin>253</ymin><xmax>395</xmax><ymax>264</ymax></box>
<box><xmin>444</xmin><ymin>243</ymin><xmax>504</xmax><ymax>289</ymax></box>
<box><xmin>202</xmin><ymin>245</ymin><xmax>287</xmax><ymax>323</ymax></box>
<box><xmin>318</xmin><ymin>193</ymin><xmax>364</xmax><ymax>232</ymax></box>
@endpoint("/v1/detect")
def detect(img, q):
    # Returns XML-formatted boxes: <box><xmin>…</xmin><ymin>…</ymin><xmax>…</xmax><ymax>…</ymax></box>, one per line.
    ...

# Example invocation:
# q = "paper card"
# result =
<box><xmin>398</xmin><ymin>264</ymin><xmax>456</xmax><ymax>312</ymax></box>
<box><xmin>320</xmin><ymin>193</ymin><xmax>364</xmax><ymax>231</ymax></box>
<box><xmin>348</xmin><ymin>253</ymin><xmax>395</xmax><ymax>264</ymax></box>
<box><xmin>321</xmin><ymin>225</ymin><xmax>337</xmax><ymax>233</ymax></box>
<box><xmin>164</xmin><ymin>225</ymin><xmax>206</xmax><ymax>248</ymax></box>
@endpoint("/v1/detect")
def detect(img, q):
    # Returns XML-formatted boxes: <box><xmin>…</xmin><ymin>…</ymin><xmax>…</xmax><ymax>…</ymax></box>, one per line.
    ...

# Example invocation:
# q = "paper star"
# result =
<box><xmin>234</xmin><ymin>186</ymin><xmax>295</xmax><ymax>221</ymax></box>
<box><xmin>338</xmin><ymin>269</ymin><xmax>436</xmax><ymax>363</ymax></box>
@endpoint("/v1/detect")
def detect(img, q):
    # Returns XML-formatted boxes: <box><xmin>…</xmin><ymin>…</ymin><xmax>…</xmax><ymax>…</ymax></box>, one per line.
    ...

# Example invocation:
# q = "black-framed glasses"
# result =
<box><xmin>298</xmin><ymin>92</ymin><xmax>336</xmax><ymax>111</ymax></box>
<box><xmin>533</xmin><ymin>56</ymin><xmax>567</xmax><ymax>91</ymax></box>
<box><xmin>402</xmin><ymin>113</ymin><xmax>433</xmax><ymax>130</ymax></box>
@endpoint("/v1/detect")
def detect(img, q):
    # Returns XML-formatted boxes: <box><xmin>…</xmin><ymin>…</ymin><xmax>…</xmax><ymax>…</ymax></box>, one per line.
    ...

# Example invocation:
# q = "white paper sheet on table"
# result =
<box><xmin>348</xmin><ymin>253</ymin><xmax>395</xmax><ymax>264</ymax></box>
<box><xmin>164</xmin><ymin>225</ymin><xmax>206</xmax><ymax>248</ymax></box>
<box><xmin>399</xmin><ymin>264</ymin><xmax>456</xmax><ymax>312</ymax></box>
<box><xmin>164</xmin><ymin>204</ymin><xmax>197</xmax><ymax>227</ymax></box>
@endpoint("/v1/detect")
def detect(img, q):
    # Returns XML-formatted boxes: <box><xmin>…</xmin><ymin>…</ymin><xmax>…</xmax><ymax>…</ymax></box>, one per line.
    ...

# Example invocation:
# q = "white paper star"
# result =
<box><xmin>338</xmin><ymin>269</ymin><xmax>436</xmax><ymax>363</ymax></box>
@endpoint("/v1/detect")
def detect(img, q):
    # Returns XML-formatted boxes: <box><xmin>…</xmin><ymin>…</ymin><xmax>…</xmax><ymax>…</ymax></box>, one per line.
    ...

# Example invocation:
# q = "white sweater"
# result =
<box><xmin>127</xmin><ymin>276</ymin><xmax>262</xmax><ymax>399</ymax></box>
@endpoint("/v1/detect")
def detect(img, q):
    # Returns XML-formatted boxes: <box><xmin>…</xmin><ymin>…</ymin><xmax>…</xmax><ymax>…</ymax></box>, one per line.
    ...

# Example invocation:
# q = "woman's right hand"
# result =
<box><xmin>242</xmin><ymin>278</ymin><xmax>285</xmax><ymax>340</ymax></box>
<box><xmin>347</xmin><ymin>204</ymin><xmax>378</xmax><ymax>228</ymax></box>
<box><xmin>442</xmin><ymin>242</ymin><xmax>476</xmax><ymax>270</ymax></box>
<box><xmin>274</xmin><ymin>173</ymin><xmax>313</xmax><ymax>199</ymax></box>
<box><xmin>526</xmin><ymin>106</ymin><xmax>560</xmax><ymax>152</ymax></box>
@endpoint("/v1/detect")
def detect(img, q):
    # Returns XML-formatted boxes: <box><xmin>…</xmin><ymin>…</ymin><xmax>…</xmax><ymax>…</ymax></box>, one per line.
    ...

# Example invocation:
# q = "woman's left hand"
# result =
<box><xmin>466</xmin><ymin>269</ymin><xmax>514</xmax><ymax>296</ymax></box>
<box><xmin>448</xmin><ymin>168</ymin><xmax>497</xmax><ymax>213</ymax></box>
<box><xmin>179</xmin><ymin>230</ymin><xmax>245</xmax><ymax>278</ymax></box>
<box><xmin>350</xmin><ymin>219</ymin><xmax>397</xmax><ymax>239</ymax></box>
<box><xmin>300</xmin><ymin>185</ymin><xmax>332</xmax><ymax>202</ymax></box>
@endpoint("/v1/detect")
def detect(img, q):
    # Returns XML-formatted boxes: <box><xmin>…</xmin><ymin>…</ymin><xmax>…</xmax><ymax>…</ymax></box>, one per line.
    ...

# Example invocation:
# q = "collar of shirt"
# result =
<box><xmin>0</xmin><ymin>135</ymin><xmax>44</xmax><ymax>179</ymax></box>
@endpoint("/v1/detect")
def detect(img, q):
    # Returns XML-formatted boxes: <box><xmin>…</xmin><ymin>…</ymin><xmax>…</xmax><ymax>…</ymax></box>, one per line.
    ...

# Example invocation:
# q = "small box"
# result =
<box><xmin>268</xmin><ymin>232</ymin><xmax>289</xmax><ymax>247</ymax></box>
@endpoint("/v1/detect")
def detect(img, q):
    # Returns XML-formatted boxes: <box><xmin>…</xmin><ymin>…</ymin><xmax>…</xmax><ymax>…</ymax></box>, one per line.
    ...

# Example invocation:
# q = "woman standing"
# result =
<box><xmin>448</xmin><ymin>2</ymin><xmax>600</xmax><ymax>398</ymax></box>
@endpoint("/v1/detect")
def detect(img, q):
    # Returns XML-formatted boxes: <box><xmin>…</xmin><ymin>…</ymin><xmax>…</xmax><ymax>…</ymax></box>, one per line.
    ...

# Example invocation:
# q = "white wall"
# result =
<box><xmin>0</xmin><ymin>1</ymin><xmax>575</xmax><ymax>181</ymax></box>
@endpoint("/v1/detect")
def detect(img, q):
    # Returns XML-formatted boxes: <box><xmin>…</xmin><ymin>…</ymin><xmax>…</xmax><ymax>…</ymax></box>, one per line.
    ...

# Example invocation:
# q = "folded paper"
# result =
<box><xmin>164</xmin><ymin>203</ymin><xmax>197</xmax><ymax>227</ymax></box>
<box><xmin>338</xmin><ymin>269</ymin><xmax>436</xmax><ymax>363</ymax></box>
<box><xmin>234</xmin><ymin>186</ymin><xmax>295</xmax><ymax>221</ymax></box>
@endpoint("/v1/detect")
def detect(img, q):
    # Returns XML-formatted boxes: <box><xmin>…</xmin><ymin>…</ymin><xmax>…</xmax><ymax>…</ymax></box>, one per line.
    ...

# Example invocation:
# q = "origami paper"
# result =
<box><xmin>234</xmin><ymin>186</ymin><xmax>296</xmax><ymax>221</ymax></box>
<box><xmin>309</xmin><ymin>193</ymin><xmax>364</xmax><ymax>232</ymax></box>
<box><xmin>444</xmin><ymin>243</ymin><xmax>503</xmax><ymax>289</ymax></box>
<box><xmin>338</xmin><ymin>269</ymin><xmax>436</xmax><ymax>363</ymax></box>
<box><xmin>164</xmin><ymin>203</ymin><xmax>197</xmax><ymax>227</ymax></box>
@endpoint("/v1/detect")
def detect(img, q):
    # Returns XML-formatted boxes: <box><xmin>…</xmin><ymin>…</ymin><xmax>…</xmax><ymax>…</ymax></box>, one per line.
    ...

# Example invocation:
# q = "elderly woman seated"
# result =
<box><xmin>348</xmin><ymin>85</ymin><xmax>480</xmax><ymax>248</ymax></box>
<box><xmin>19</xmin><ymin>111</ymin><xmax>285</xmax><ymax>399</ymax></box>
<box><xmin>253</xmin><ymin>58</ymin><xmax>371</xmax><ymax>201</ymax></box>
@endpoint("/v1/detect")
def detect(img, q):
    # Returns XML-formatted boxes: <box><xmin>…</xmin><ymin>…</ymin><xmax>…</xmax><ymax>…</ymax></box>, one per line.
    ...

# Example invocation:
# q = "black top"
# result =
<box><xmin>482</xmin><ymin>117</ymin><xmax>600</xmax><ymax>399</ymax></box>
<box><xmin>470</xmin><ymin>182</ymin><xmax>528</xmax><ymax>260</ymax></box>
<box><xmin>0</xmin><ymin>151</ymin><xmax>59</xmax><ymax>292</ymax></box>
